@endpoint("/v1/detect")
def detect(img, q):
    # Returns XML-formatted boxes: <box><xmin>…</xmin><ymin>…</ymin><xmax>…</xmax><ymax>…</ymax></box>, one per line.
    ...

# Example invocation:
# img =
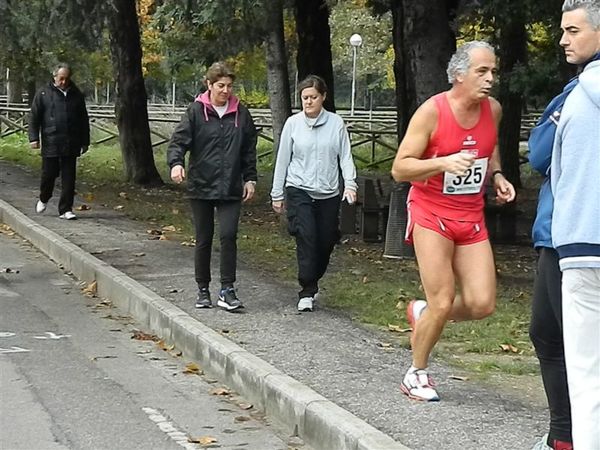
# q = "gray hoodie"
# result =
<box><xmin>270</xmin><ymin>110</ymin><xmax>357</xmax><ymax>201</ymax></box>
<box><xmin>551</xmin><ymin>59</ymin><xmax>600</xmax><ymax>270</ymax></box>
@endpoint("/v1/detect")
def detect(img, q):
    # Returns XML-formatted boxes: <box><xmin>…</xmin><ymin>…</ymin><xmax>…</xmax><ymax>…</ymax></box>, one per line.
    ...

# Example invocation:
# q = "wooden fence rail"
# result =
<box><xmin>0</xmin><ymin>104</ymin><xmax>542</xmax><ymax>167</ymax></box>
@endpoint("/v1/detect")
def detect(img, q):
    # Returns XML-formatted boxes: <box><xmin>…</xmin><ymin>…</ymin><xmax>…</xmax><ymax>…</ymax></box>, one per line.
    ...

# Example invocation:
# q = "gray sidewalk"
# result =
<box><xmin>0</xmin><ymin>160</ymin><xmax>547</xmax><ymax>450</ymax></box>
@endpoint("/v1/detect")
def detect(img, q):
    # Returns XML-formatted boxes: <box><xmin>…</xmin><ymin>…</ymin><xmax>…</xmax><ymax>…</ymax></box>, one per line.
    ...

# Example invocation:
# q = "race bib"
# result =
<box><xmin>443</xmin><ymin>158</ymin><xmax>488</xmax><ymax>195</ymax></box>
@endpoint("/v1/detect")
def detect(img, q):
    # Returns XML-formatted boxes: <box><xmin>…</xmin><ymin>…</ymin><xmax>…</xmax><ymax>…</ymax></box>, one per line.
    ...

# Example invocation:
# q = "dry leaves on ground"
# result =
<box><xmin>131</xmin><ymin>330</ymin><xmax>159</xmax><ymax>341</ymax></box>
<box><xmin>188</xmin><ymin>436</ymin><xmax>217</xmax><ymax>445</ymax></box>
<box><xmin>183</xmin><ymin>362</ymin><xmax>203</xmax><ymax>375</ymax></box>
<box><xmin>82</xmin><ymin>281</ymin><xmax>97</xmax><ymax>297</ymax></box>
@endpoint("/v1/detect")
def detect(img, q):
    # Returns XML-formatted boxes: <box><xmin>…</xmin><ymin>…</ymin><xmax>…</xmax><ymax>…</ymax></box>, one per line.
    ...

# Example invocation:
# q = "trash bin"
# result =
<box><xmin>383</xmin><ymin>182</ymin><xmax>415</xmax><ymax>259</ymax></box>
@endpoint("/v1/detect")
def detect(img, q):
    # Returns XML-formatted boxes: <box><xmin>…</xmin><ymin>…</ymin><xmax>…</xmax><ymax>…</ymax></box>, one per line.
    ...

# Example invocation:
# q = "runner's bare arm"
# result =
<box><xmin>391</xmin><ymin>99</ymin><xmax>475</xmax><ymax>182</ymax></box>
<box><xmin>488</xmin><ymin>98</ymin><xmax>516</xmax><ymax>203</ymax></box>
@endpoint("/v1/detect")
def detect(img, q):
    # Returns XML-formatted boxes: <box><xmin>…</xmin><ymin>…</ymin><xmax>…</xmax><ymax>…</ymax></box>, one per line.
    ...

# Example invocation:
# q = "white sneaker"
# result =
<box><xmin>36</xmin><ymin>200</ymin><xmax>47</xmax><ymax>214</ymax></box>
<box><xmin>297</xmin><ymin>297</ymin><xmax>314</xmax><ymax>312</ymax></box>
<box><xmin>531</xmin><ymin>434</ymin><xmax>551</xmax><ymax>450</ymax></box>
<box><xmin>400</xmin><ymin>368</ymin><xmax>440</xmax><ymax>401</ymax></box>
<box><xmin>59</xmin><ymin>211</ymin><xmax>77</xmax><ymax>220</ymax></box>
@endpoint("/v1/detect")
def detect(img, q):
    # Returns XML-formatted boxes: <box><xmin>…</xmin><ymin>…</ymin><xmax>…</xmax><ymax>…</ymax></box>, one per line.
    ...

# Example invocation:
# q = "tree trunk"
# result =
<box><xmin>7</xmin><ymin>68</ymin><xmax>23</xmax><ymax>104</ymax></box>
<box><xmin>294</xmin><ymin>0</ymin><xmax>336</xmax><ymax>112</ymax></box>
<box><xmin>497</xmin><ymin>16</ymin><xmax>527</xmax><ymax>190</ymax></box>
<box><xmin>265</xmin><ymin>0</ymin><xmax>292</xmax><ymax>155</ymax></box>
<box><xmin>107</xmin><ymin>0</ymin><xmax>163</xmax><ymax>186</ymax></box>
<box><xmin>391</xmin><ymin>0</ymin><xmax>457</xmax><ymax>139</ymax></box>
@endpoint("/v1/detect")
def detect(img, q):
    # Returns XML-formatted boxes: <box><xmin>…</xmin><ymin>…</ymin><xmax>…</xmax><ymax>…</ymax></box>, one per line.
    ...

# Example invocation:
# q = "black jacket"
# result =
<box><xmin>167</xmin><ymin>95</ymin><xmax>257</xmax><ymax>200</ymax></box>
<box><xmin>28</xmin><ymin>82</ymin><xmax>90</xmax><ymax>157</ymax></box>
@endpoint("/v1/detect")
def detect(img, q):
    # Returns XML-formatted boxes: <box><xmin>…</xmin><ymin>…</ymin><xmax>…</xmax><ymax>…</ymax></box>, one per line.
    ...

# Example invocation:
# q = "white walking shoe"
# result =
<box><xmin>36</xmin><ymin>200</ymin><xmax>47</xmax><ymax>214</ymax></box>
<box><xmin>59</xmin><ymin>211</ymin><xmax>77</xmax><ymax>220</ymax></box>
<box><xmin>297</xmin><ymin>296</ymin><xmax>314</xmax><ymax>312</ymax></box>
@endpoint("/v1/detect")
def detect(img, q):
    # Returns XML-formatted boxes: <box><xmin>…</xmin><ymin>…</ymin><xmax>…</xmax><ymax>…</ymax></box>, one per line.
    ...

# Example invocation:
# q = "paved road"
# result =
<box><xmin>0</xmin><ymin>230</ymin><xmax>303</xmax><ymax>450</ymax></box>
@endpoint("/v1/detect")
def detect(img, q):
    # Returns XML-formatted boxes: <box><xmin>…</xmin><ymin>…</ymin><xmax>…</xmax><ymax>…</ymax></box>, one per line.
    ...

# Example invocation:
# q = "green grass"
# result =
<box><xmin>0</xmin><ymin>133</ymin><xmax>540</xmax><ymax>378</ymax></box>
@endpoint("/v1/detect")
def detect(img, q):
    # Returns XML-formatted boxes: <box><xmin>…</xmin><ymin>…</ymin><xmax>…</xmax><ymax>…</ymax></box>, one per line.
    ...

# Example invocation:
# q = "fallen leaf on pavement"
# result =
<box><xmin>75</xmin><ymin>204</ymin><xmax>91</xmax><ymax>211</ymax></box>
<box><xmin>82</xmin><ymin>281</ymin><xmax>97</xmax><ymax>296</ymax></box>
<box><xmin>388</xmin><ymin>324</ymin><xmax>411</xmax><ymax>333</ymax></box>
<box><xmin>114</xmin><ymin>205</ymin><xmax>124</xmax><ymax>211</ymax></box>
<box><xmin>238</xmin><ymin>403</ymin><xmax>253</xmax><ymax>410</ymax></box>
<box><xmin>161</xmin><ymin>225</ymin><xmax>176</xmax><ymax>232</ymax></box>
<box><xmin>449</xmin><ymin>375</ymin><xmax>469</xmax><ymax>381</ymax></box>
<box><xmin>92</xmin><ymin>355</ymin><xmax>118</xmax><ymax>360</ymax></box>
<box><xmin>188</xmin><ymin>436</ymin><xmax>217</xmax><ymax>445</ymax></box>
<box><xmin>119</xmin><ymin>192</ymin><xmax>128</xmax><ymax>199</ymax></box>
<box><xmin>183</xmin><ymin>362</ymin><xmax>203</xmax><ymax>375</ymax></box>
<box><xmin>377</xmin><ymin>342</ymin><xmax>393</xmax><ymax>349</ymax></box>
<box><xmin>157</xmin><ymin>340</ymin><xmax>175</xmax><ymax>351</ymax></box>
<box><xmin>131</xmin><ymin>330</ymin><xmax>159</xmax><ymax>341</ymax></box>
<box><xmin>133</xmin><ymin>252</ymin><xmax>146</xmax><ymax>257</ymax></box>
<box><xmin>234</xmin><ymin>416</ymin><xmax>251</xmax><ymax>422</ymax></box>
<box><xmin>159</xmin><ymin>235</ymin><xmax>169</xmax><ymax>240</ymax></box>
<box><xmin>146</xmin><ymin>229</ymin><xmax>162</xmax><ymax>235</ymax></box>
<box><xmin>210</xmin><ymin>387</ymin><xmax>232</xmax><ymax>396</ymax></box>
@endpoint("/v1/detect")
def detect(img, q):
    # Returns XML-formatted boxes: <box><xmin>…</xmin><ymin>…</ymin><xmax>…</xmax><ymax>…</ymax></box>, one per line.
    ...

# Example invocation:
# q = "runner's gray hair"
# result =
<box><xmin>446</xmin><ymin>41</ymin><xmax>495</xmax><ymax>84</ymax></box>
<box><xmin>562</xmin><ymin>0</ymin><xmax>600</xmax><ymax>29</ymax></box>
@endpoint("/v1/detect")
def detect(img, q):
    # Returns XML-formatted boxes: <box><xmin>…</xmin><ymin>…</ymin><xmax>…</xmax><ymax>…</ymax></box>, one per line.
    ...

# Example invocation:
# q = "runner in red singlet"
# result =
<box><xmin>391</xmin><ymin>41</ymin><xmax>516</xmax><ymax>402</ymax></box>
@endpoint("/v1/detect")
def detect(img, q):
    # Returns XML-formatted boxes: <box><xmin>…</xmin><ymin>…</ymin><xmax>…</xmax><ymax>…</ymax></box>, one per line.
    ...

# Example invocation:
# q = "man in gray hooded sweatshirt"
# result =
<box><xmin>550</xmin><ymin>1</ymin><xmax>600</xmax><ymax>448</ymax></box>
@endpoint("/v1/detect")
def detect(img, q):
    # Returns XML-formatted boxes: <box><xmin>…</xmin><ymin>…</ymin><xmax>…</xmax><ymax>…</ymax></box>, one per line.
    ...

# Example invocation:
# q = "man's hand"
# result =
<box><xmin>444</xmin><ymin>152</ymin><xmax>476</xmax><ymax>176</ymax></box>
<box><xmin>272</xmin><ymin>200</ymin><xmax>285</xmax><ymax>214</ymax></box>
<box><xmin>30</xmin><ymin>141</ymin><xmax>40</xmax><ymax>149</ymax></box>
<box><xmin>494</xmin><ymin>174</ymin><xmax>516</xmax><ymax>204</ymax></box>
<box><xmin>242</xmin><ymin>181</ymin><xmax>256</xmax><ymax>203</ymax></box>
<box><xmin>170</xmin><ymin>165</ymin><xmax>185</xmax><ymax>184</ymax></box>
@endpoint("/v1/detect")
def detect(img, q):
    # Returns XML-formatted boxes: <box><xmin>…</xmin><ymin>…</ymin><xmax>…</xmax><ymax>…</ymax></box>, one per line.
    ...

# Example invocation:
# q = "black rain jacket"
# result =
<box><xmin>28</xmin><ymin>82</ymin><xmax>90</xmax><ymax>157</ymax></box>
<box><xmin>167</xmin><ymin>93</ymin><xmax>257</xmax><ymax>200</ymax></box>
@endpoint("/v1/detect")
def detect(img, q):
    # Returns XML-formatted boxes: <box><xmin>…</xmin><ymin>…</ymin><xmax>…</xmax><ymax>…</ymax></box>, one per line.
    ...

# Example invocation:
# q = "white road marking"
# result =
<box><xmin>0</xmin><ymin>287</ymin><xmax>20</xmax><ymax>298</ymax></box>
<box><xmin>142</xmin><ymin>407</ymin><xmax>199</xmax><ymax>449</ymax></box>
<box><xmin>0</xmin><ymin>346</ymin><xmax>30</xmax><ymax>354</ymax></box>
<box><xmin>34</xmin><ymin>332</ymin><xmax>71</xmax><ymax>340</ymax></box>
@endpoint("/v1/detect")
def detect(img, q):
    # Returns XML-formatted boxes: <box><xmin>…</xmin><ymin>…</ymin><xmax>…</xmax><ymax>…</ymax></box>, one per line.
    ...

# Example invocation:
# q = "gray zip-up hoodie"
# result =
<box><xmin>270</xmin><ymin>110</ymin><xmax>357</xmax><ymax>201</ymax></box>
<box><xmin>551</xmin><ymin>59</ymin><xmax>600</xmax><ymax>270</ymax></box>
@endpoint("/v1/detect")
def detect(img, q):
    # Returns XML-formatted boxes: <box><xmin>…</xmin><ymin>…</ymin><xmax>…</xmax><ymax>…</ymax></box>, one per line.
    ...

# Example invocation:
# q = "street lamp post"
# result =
<box><xmin>349</xmin><ymin>33</ymin><xmax>362</xmax><ymax>116</ymax></box>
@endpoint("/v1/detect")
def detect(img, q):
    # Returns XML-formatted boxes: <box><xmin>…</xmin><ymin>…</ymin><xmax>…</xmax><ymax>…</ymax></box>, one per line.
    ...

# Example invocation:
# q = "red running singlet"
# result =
<box><xmin>409</xmin><ymin>92</ymin><xmax>497</xmax><ymax>221</ymax></box>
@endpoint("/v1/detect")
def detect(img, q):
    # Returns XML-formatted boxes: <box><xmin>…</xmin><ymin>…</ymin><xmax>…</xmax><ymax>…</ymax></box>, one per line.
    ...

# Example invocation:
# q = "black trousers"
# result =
<box><xmin>40</xmin><ymin>156</ymin><xmax>77</xmax><ymax>215</ymax></box>
<box><xmin>529</xmin><ymin>247</ymin><xmax>572</xmax><ymax>444</ymax></box>
<box><xmin>190</xmin><ymin>199</ymin><xmax>241</xmax><ymax>290</ymax></box>
<box><xmin>285</xmin><ymin>187</ymin><xmax>341</xmax><ymax>299</ymax></box>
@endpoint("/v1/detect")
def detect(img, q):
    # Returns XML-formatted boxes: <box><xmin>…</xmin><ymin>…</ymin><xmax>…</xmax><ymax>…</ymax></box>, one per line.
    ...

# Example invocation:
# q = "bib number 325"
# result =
<box><xmin>443</xmin><ymin>158</ymin><xmax>488</xmax><ymax>195</ymax></box>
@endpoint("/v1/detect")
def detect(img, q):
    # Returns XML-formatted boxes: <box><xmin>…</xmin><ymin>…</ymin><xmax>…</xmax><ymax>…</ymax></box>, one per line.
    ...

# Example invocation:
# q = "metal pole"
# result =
<box><xmin>351</xmin><ymin>46</ymin><xmax>357</xmax><ymax>116</ymax></box>
<box><xmin>172</xmin><ymin>81</ymin><xmax>176</xmax><ymax>111</ymax></box>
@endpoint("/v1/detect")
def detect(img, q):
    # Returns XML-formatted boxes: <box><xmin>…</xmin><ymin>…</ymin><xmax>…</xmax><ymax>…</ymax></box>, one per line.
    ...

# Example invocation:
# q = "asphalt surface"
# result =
<box><xmin>0</xmin><ymin>160</ymin><xmax>549</xmax><ymax>449</ymax></box>
<box><xmin>0</xmin><ymin>230</ymin><xmax>302</xmax><ymax>450</ymax></box>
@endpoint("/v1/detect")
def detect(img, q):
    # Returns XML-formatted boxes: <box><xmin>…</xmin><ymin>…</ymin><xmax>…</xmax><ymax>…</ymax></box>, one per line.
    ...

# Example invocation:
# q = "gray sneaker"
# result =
<box><xmin>195</xmin><ymin>288</ymin><xmax>212</xmax><ymax>308</ymax></box>
<box><xmin>297</xmin><ymin>296</ymin><xmax>314</xmax><ymax>312</ymax></box>
<box><xmin>218</xmin><ymin>287</ymin><xmax>243</xmax><ymax>311</ymax></box>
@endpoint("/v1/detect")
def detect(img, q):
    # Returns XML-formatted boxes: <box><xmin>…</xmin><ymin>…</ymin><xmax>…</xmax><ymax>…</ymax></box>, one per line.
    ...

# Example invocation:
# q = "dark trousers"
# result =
<box><xmin>529</xmin><ymin>247</ymin><xmax>572</xmax><ymax>444</ymax></box>
<box><xmin>285</xmin><ymin>187</ymin><xmax>341</xmax><ymax>299</ymax></box>
<box><xmin>190</xmin><ymin>199</ymin><xmax>241</xmax><ymax>290</ymax></box>
<box><xmin>40</xmin><ymin>156</ymin><xmax>77</xmax><ymax>214</ymax></box>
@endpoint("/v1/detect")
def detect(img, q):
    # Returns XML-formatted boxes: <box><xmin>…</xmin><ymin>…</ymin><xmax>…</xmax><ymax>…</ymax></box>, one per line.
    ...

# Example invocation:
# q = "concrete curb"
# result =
<box><xmin>0</xmin><ymin>199</ymin><xmax>410</xmax><ymax>450</ymax></box>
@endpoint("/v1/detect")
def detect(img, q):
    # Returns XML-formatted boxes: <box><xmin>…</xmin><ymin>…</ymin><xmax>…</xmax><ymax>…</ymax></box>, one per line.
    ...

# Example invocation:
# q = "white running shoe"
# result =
<box><xmin>400</xmin><ymin>368</ymin><xmax>440</xmax><ymax>401</ymax></box>
<box><xmin>297</xmin><ymin>297</ymin><xmax>314</xmax><ymax>312</ymax></box>
<box><xmin>59</xmin><ymin>211</ymin><xmax>77</xmax><ymax>220</ymax></box>
<box><xmin>531</xmin><ymin>434</ymin><xmax>551</xmax><ymax>450</ymax></box>
<box><xmin>36</xmin><ymin>200</ymin><xmax>47</xmax><ymax>214</ymax></box>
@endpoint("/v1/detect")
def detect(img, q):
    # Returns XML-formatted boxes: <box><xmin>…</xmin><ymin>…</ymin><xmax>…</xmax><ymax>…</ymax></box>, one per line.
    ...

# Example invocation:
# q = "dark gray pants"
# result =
<box><xmin>40</xmin><ymin>156</ymin><xmax>77</xmax><ymax>215</ymax></box>
<box><xmin>285</xmin><ymin>187</ymin><xmax>340</xmax><ymax>299</ymax></box>
<box><xmin>190</xmin><ymin>199</ymin><xmax>241</xmax><ymax>290</ymax></box>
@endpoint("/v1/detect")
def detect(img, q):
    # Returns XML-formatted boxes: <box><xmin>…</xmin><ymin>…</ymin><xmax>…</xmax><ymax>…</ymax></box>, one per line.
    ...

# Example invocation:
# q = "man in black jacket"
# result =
<box><xmin>29</xmin><ymin>63</ymin><xmax>90</xmax><ymax>220</ymax></box>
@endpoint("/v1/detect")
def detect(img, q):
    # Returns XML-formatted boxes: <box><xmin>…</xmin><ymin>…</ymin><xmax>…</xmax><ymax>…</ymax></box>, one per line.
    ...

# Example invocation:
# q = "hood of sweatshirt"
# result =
<box><xmin>195</xmin><ymin>91</ymin><xmax>241</xmax><ymax>126</ymax></box>
<box><xmin>579</xmin><ymin>60</ymin><xmax>600</xmax><ymax>109</ymax></box>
